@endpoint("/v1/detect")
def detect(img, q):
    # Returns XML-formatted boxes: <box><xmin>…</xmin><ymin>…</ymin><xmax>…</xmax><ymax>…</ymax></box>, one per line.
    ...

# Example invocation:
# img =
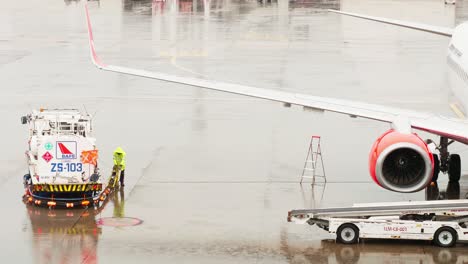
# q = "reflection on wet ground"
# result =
<box><xmin>27</xmin><ymin>207</ymin><xmax>101</xmax><ymax>263</ymax></box>
<box><xmin>281</xmin><ymin>238</ymin><xmax>468</xmax><ymax>264</ymax></box>
<box><xmin>3</xmin><ymin>0</ymin><xmax>468</xmax><ymax>263</ymax></box>
<box><xmin>427</xmin><ymin>181</ymin><xmax>462</xmax><ymax>201</ymax></box>
<box><xmin>22</xmin><ymin>180</ymin><xmax>468</xmax><ymax>263</ymax></box>
<box><xmin>26</xmin><ymin>188</ymin><xmax>125</xmax><ymax>263</ymax></box>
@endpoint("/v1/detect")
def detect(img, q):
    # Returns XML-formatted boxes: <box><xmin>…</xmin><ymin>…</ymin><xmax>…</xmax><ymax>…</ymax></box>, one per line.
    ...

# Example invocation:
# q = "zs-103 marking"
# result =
<box><xmin>51</xmin><ymin>162</ymin><xmax>83</xmax><ymax>172</ymax></box>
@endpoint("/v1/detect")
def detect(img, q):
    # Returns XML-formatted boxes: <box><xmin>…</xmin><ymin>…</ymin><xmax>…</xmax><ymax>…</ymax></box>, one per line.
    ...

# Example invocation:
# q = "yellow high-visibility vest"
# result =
<box><xmin>113</xmin><ymin>147</ymin><xmax>126</xmax><ymax>170</ymax></box>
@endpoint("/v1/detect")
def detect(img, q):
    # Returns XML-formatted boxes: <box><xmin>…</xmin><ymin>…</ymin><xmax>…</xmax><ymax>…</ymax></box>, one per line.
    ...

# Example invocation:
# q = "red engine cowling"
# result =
<box><xmin>369</xmin><ymin>130</ymin><xmax>434</xmax><ymax>193</ymax></box>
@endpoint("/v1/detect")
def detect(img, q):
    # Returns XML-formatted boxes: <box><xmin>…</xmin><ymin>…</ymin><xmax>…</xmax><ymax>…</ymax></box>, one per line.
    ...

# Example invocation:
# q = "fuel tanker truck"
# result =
<box><xmin>21</xmin><ymin>109</ymin><xmax>102</xmax><ymax>208</ymax></box>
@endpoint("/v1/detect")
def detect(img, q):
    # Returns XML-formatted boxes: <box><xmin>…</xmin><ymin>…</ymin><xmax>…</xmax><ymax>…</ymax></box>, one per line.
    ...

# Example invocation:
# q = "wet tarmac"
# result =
<box><xmin>2</xmin><ymin>0</ymin><xmax>468</xmax><ymax>263</ymax></box>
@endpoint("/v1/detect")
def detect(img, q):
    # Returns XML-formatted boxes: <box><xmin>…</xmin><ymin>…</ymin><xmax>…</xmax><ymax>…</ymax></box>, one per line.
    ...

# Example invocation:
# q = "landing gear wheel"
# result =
<box><xmin>448</xmin><ymin>154</ymin><xmax>461</xmax><ymax>182</ymax></box>
<box><xmin>434</xmin><ymin>227</ymin><xmax>457</xmax><ymax>247</ymax></box>
<box><xmin>337</xmin><ymin>223</ymin><xmax>359</xmax><ymax>244</ymax></box>
<box><xmin>432</xmin><ymin>154</ymin><xmax>440</xmax><ymax>182</ymax></box>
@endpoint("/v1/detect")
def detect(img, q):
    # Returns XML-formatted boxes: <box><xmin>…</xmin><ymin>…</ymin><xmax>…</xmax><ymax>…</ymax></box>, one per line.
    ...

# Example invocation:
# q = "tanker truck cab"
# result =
<box><xmin>22</xmin><ymin>109</ymin><xmax>102</xmax><ymax>208</ymax></box>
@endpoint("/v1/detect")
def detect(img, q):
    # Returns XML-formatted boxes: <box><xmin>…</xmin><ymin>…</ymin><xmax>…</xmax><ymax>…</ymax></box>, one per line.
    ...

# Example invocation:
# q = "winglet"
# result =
<box><xmin>328</xmin><ymin>9</ymin><xmax>453</xmax><ymax>37</ymax></box>
<box><xmin>85</xmin><ymin>4</ymin><xmax>106</xmax><ymax>68</ymax></box>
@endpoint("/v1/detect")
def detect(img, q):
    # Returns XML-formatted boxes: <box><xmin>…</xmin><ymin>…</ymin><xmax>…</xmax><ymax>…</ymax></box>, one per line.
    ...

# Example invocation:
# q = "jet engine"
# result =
<box><xmin>369</xmin><ymin>130</ymin><xmax>434</xmax><ymax>193</ymax></box>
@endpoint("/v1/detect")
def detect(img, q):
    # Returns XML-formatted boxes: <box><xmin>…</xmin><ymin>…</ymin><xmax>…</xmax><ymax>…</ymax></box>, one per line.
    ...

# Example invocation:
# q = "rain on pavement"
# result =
<box><xmin>1</xmin><ymin>0</ymin><xmax>468</xmax><ymax>263</ymax></box>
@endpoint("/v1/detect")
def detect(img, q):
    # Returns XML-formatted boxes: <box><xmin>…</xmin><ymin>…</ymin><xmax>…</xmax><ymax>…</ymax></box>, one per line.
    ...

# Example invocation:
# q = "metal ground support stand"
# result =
<box><xmin>300</xmin><ymin>135</ymin><xmax>326</xmax><ymax>184</ymax></box>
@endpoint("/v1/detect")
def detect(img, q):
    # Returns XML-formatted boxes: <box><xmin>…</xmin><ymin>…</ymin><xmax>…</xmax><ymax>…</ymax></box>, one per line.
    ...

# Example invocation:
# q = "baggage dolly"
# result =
<box><xmin>288</xmin><ymin>200</ymin><xmax>468</xmax><ymax>247</ymax></box>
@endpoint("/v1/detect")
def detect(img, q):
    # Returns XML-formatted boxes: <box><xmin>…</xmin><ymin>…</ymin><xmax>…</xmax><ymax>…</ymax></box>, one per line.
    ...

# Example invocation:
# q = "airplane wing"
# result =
<box><xmin>84</xmin><ymin>5</ymin><xmax>468</xmax><ymax>144</ymax></box>
<box><xmin>328</xmin><ymin>10</ymin><xmax>453</xmax><ymax>37</ymax></box>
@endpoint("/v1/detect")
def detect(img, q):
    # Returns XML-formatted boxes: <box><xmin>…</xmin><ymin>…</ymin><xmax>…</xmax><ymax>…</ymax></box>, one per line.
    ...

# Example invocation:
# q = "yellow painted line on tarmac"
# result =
<box><xmin>170</xmin><ymin>55</ymin><xmax>205</xmax><ymax>77</ymax></box>
<box><xmin>449</xmin><ymin>103</ymin><xmax>465</xmax><ymax>119</ymax></box>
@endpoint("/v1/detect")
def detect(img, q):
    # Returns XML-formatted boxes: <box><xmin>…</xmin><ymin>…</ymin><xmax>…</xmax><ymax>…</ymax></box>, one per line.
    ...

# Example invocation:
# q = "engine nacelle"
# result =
<box><xmin>369</xmin><ymin>130</ymin><xmax>434</xmax><ymax>193</ymax></box>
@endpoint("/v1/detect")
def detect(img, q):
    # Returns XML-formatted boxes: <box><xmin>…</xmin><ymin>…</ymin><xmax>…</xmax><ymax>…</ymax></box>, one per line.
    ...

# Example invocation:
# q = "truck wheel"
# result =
<box><xmin>337</xmin><ymin>223</ymin><xmax>359</xmax><ymax>244</ymax></box>
<box><xmin>434</xmin><ymin>227</ymin><xmax>457</xmax><ymax>247</ymax></box>
<box><xmin>448</xmin><ymin>154</ymin><xmax>461</xmax><ymax>182</ymax></box>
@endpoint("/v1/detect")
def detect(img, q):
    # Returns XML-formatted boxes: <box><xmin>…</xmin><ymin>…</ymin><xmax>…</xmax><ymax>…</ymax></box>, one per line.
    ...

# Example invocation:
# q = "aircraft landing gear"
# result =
<box><xmin>430</xmin><ymin>137</ymin><xmax>461</xmax><ymax>183</ymax></box>
<box><xmin>448</xmin><ymin>154</ymin><xmax>461</xmax><ymax>182</ymax></box>
<box><xmin>432</xmin><ymin>154</ymin><xmax>440</xmax><ymax>182</ymax></box>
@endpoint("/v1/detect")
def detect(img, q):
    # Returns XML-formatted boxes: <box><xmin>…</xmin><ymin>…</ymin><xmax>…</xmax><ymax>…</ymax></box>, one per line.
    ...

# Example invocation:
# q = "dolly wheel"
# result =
<box><xmin>434</xmin><ymin>227</ymin><xmax>457</xmax><ymax>247</ymax></box>
<box><xmin>337</xmin><ymin>223</ymin><xmax>359</xmax><ymax>244</ymax></box>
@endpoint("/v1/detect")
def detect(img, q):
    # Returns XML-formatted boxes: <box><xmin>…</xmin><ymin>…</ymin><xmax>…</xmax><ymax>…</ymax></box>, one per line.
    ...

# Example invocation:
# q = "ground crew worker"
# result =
<box><xmin>113</xmin><ymin>147</ymin><xmax>126</xmax><ymax>187</ymax></box>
